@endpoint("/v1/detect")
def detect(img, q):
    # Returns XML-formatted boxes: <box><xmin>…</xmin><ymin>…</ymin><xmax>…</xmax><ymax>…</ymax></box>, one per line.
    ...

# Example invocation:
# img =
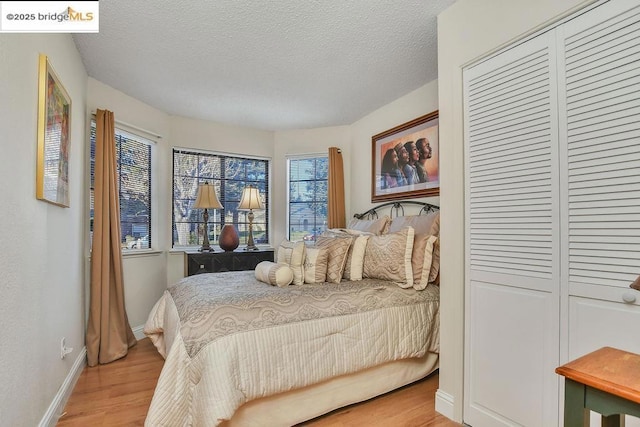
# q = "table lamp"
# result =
<box><xmin>238</xmin><ymin>185</ymin><xmax>263</xmax><ymax>251</ymax></box>
<box><xmin>194</xmin><ymin>181</ymin><xmax>222</xmax><ymax>252</ymax></box>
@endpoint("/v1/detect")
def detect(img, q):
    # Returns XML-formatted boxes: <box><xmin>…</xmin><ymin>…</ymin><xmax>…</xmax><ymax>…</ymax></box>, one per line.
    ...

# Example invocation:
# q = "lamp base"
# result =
<box><xmin>200</xmin><ymin>208</ymin><xmax>215</xmax><ymax>252</ymax></box>
<box><xmin>243</xmin><ymin>246</ymin><xmax>259</xmax><ymax>251</ymax></box>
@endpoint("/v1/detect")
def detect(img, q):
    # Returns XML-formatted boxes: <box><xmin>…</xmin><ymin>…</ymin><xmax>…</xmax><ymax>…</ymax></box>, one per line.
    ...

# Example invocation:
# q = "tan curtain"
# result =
<box><xmin>86</xmin><ymin>109</ymin><xmax>136</xmax><ymax>367</ymax></box>
<box><xmin>327</xmin><ymin>147</ymin><xmax>346</xmax><ymax>229</ymax></box>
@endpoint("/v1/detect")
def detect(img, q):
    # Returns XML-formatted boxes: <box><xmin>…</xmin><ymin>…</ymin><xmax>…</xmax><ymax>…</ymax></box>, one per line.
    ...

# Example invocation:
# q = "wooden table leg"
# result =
<box><xmin>565</xmin><ymin>379</ymin><xmax>589</xmax><ymax>427</ymax></box>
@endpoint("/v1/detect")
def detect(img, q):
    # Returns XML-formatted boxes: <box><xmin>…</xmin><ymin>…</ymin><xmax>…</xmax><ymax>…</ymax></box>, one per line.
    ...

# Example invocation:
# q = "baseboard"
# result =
<box><xmin>132</xmin><ymin>324</ymin><xmax>146</xmax><ymax>340</ymax></box>
<box><xmin>38</xmin><ymin>347</ymin><xmax>87</xmax><ymax>427</ymax></box>
<box><xmin>435</xmin><ymin>388</ymin><xmax>455</xmax><ymax>421</ymax></box>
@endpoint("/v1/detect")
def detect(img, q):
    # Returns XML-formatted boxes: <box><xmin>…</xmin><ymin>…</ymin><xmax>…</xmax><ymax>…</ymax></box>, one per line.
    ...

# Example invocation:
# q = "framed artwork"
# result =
<box><xmin>371</xmin><ymin>111</ymin><xmax>439</xmax><ymax>202</ymax></box>
<box><xmin>36</xmin><ymin>53</ymin><xmax>71</xmax><ymax>207</ymax></box>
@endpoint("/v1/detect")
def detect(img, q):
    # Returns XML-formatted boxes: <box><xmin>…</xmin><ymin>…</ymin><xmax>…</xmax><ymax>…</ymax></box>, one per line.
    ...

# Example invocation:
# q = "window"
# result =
<box><xmin>287</xmin><ymin>155</ymin><xmax>328</xmax><ymax>242</ymax></box>
<box><xmin>90</xmin><ymin>121</ymin><xmax>153</xmax><ymax>250</ymax></box>
<box><xmin>172</xmin><ymin>149</ymin><xmax>269</xmax><ymax>247</ymax></box>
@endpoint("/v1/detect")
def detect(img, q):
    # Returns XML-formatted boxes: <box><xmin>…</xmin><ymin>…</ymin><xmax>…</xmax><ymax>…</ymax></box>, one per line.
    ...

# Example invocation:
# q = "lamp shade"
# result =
<box><xmin>194</xmin><ymin>182</ymin><xmax>222</xmax><ymax>209</ymax></box>
<box><xmin>238</xmin><ymin>186</ymin><xmax>264</xmax><ymax>210</ymax></box>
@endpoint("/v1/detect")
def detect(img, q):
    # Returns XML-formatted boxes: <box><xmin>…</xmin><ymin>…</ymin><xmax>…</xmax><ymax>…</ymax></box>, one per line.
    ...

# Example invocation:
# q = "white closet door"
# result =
<box><xmin>558</xmin><ymin>2</ymin><xmax>640</xmax><ymax>424</ymax></box>
<box><xmin>464</xmin><ymin>31</ymin><xmax>560</xmax><ymax>427</ymax></box>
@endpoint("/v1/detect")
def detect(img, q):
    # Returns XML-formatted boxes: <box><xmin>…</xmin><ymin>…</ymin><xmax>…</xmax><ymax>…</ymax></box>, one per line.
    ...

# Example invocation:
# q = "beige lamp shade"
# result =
<box><xmin>194</xmin><ymin>182</ymin><xmax>222</xmax><ymax>209</ymax></box>
<box><xmin>238</xmin><ymin>186</ymin><xmax>264</xmax><ymax>210</ymax></box>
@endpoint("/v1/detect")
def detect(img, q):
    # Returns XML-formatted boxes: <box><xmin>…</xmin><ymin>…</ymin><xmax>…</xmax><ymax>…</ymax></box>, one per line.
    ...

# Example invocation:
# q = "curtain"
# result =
<box><xmin>327</xmin><ymin>147</ymin><xmax>346</xmax><ymax>229</ymax></box>
<box><xmin>86</xmin><ymin>109</ymin><xmax>136</xmax><ymax>367</ymax></box>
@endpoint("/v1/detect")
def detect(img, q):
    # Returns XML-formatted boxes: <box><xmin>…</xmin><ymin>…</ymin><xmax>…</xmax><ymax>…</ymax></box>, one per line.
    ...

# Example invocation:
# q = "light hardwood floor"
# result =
<box><xmin>57</xmin><ymin>338</ymin><xmax>460</xmax><ymax>426</ymax></box>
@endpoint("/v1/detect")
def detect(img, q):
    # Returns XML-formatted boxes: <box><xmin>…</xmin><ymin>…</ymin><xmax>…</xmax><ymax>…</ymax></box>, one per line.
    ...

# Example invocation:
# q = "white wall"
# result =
<box><xmin>436</xmin><ymin>0</ymin><xmax>597</xmax><ymax>422</ymax></box>
<box><xmin>0</xmin><ymin>34</ymin><xmax>87</xmax><ymax>426</ymax></box>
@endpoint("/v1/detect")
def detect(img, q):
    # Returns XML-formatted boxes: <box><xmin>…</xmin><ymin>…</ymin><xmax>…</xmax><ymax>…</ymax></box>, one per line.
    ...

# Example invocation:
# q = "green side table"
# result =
<box><xmin>556</xmin><ymin>347</ymin><xmax>640</xmax><ymax>427</ymax></box>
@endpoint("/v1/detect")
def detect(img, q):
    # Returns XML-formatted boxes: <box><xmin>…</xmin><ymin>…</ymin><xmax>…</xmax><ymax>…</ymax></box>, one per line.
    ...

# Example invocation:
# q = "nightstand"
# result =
<box><xmin>184</xmin><ymin>248</ymin><xmax>275</xmax><ymax>276</ymax></box>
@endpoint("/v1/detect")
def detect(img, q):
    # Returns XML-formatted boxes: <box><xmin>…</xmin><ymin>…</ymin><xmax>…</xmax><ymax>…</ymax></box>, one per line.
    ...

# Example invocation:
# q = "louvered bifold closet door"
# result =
<box><xmin>561</xmin><ymin>0</ymin><xmax>640</xmax><ymax>291</ymax></box>
<box><xmin>463</xmin><ymin>32</ymin><xmax>560</xmax><ymax>427</ymax></box>
<box><xmin>558</xmin><ymin>0</ymin><xmax>640</xmax><ymax>394</ymax></box>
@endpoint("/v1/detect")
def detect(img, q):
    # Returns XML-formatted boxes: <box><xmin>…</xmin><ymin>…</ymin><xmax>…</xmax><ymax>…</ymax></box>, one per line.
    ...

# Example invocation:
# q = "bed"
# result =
<box><xmin>144</xmin><ymin>201</ymin><xmax>441</xmax><ymax>426</ymax></box>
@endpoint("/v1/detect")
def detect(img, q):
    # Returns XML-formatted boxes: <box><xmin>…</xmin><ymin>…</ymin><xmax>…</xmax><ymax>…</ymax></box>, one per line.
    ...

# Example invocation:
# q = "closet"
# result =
<box><xmin>463</xmin><ymin>0</ymin><xmax>640</xmax><ymax>426</ymax></box>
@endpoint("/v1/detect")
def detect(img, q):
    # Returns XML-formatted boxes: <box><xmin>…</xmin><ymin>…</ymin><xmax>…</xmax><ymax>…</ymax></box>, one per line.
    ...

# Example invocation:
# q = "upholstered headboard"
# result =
<box><xmin>353</xmin><ymin>201</ymin><xmax>439</xmax><ymax>220</ymax></box>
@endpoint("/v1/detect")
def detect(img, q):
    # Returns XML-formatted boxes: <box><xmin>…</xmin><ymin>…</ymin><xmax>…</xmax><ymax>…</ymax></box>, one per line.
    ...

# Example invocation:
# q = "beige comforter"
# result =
<box><xmin>144</xmin><ymin>271</ymin><xmax>439</xmax><ymax>426</ymax></box>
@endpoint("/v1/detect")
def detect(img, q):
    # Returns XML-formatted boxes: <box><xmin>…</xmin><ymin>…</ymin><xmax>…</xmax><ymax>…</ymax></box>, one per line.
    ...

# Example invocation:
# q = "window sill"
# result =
<box><xmin>121</xmin><ymin>249</ymin><xmax>163</xmax><ymax>258</ymax></box>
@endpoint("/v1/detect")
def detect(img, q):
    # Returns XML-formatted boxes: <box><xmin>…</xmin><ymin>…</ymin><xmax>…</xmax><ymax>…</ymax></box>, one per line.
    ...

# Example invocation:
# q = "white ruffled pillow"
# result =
<box><xmin>254</xmin><ymin>261</ymin><xmax>294</xmax><ymax>287</ymax></box>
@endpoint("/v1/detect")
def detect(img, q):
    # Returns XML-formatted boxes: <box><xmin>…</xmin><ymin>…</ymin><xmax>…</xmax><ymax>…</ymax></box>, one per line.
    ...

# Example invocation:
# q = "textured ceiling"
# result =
<box><xmin>73</xmin><ymin>0</ymin><xmax>456</xmax><ymax>131</ymax></box>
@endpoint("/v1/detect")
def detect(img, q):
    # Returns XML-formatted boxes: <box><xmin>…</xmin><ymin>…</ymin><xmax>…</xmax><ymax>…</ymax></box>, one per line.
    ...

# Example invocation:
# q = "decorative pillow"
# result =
<box><xmin>254</xmin><ymin>261</ymin><xmax>294</xmax><ymax>287</ymax></box>
<box><xmin>362</xmin><ymin>227</ymin><xmax>415</xmax><ymax>288</ymax></box>
<box><xmin>276</xmin><ymin>240</ymin><xmax>306</xmax><ymax>285</ymax></box>
<box><xmin>413</xmin><ymin>235</ymin><xmax>438</xmax><ymax>290</ymax></box>
<box><xmin>342</xmin><ymin>235</ymin><xmax>369</xmax><ymax>281</ymax></box>
<box><xmin>431</xmin><ymin>271</ymin><xmax>440</xmax><ymax>287</ymax></box>
<box><xmin>410</xmin><ymin>233</ymin><xmax>432</xmax><ymax>286</ymax></box>
<box><xmin>429</xmin><ymin>212</ymin><xmax>440</xmax><ymax>236</ymax></box>
<box><xmin>322</xmin><ymin>229</ymin><xmax>371</xmax><ymax>281</ymax></box>
<box><xmin>314</xmin><ymin>236</ymin><xmax>352</xmax><ymax>283</ymax></box>
<box><xmin>304</xmin><ymin>247</ymin><xmax>329</xmax><ymax>284</ymax></box>
<box><xmin>429</xmin><ymin>238</ymin><xmax>440</xmax><ymax>283</ymax></box>
<box><xmin>347</xmin><ymin>216</ymin><xmax>391</xmax><ymax>235</ymax></box>
<box><xmin>389</xmin><ymin>211</ymin><xmax>440</xmax><ymax>236</ymax></box>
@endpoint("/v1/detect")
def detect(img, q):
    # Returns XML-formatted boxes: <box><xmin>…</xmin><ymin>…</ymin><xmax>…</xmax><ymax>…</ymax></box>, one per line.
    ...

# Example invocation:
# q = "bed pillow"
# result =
<box><xmin>254</xmin><ymin>261</ymin><xmax>294</xmax><ymax>287</ymax></box>
<box><xmin>322</xmin><ymin>229</ymin><xmax>371</xmax><ymax>281</ymax></box>
<box><xmin>276</xmin><ymin>240</ymin><xmax>306</xmax><ymax>285</ymax></box>
<box><xmin>388</xmin><ymin>211</ymin><xmax>440</xmax><ymax>236</ymax></box>
<box><xmin>314</xmin><ymin>236</ymin><xmax>352</xmax><ymax>283</ymax></box>
<box><xmin>342</xmin><ymin>234</ymin><xmax>370</xmax><ymax>281</ymax></box>
<box><xmin>430</xmin><ymin>212</ymin><xmax>440</xmax><ymax>237</ymax></box>
<box><xmin>347</xmin><ymin>216</ymin><xmax>390</xmax><ymax>235</ymax></box>
<box><xmin>304</xmin><ymin>247</ymin><xmax>329</xmax><ymax>284</ymax></box>
<box><xmin>362</xmin><ymin>227</ymin><xmax>415</xmax><ymax>288</ymax></box>
<box><xmin>413</xmin><ymin>235</ymin><xmax>438</xmax><ymax>290</ymax></box>
<box><xmin>431</xmin><ymin>271</ymin><xmax>440</xmax><ymax>287</ymax></box>
<box><xmin>429</xmin><ymin>238</ymin><xmax>440</xmax><ymax>283</ymax></box>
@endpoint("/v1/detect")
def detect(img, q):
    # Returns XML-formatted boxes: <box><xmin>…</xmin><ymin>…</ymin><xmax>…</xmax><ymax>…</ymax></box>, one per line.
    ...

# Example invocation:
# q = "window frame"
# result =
<box><xmin>286</xmin><ymin>153</ymin><xmax>329</xmax><ymax>242</ymax></box>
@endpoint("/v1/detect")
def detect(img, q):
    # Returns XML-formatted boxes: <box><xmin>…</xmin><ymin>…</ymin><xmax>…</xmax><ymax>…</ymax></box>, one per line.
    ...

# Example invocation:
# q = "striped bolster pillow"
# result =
<box><xmin>254</xmin><ymin>261</ymin><xmax>294</xmax><ymax>287</ymax></box>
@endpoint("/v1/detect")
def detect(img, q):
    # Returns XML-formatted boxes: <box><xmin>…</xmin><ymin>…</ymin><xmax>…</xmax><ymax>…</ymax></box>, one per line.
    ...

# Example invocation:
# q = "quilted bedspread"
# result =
<box><xmin>143</xmin><ymin>271</ymin><xmax>440</xmax><ymax>426</ymax></box>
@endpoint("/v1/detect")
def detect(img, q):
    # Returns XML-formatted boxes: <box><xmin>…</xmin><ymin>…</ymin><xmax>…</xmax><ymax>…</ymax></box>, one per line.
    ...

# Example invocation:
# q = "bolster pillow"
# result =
<box><xmin>254</xmin><ymin>261</ymin><xmax>294</xmax><ymax>287</ymax></box>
